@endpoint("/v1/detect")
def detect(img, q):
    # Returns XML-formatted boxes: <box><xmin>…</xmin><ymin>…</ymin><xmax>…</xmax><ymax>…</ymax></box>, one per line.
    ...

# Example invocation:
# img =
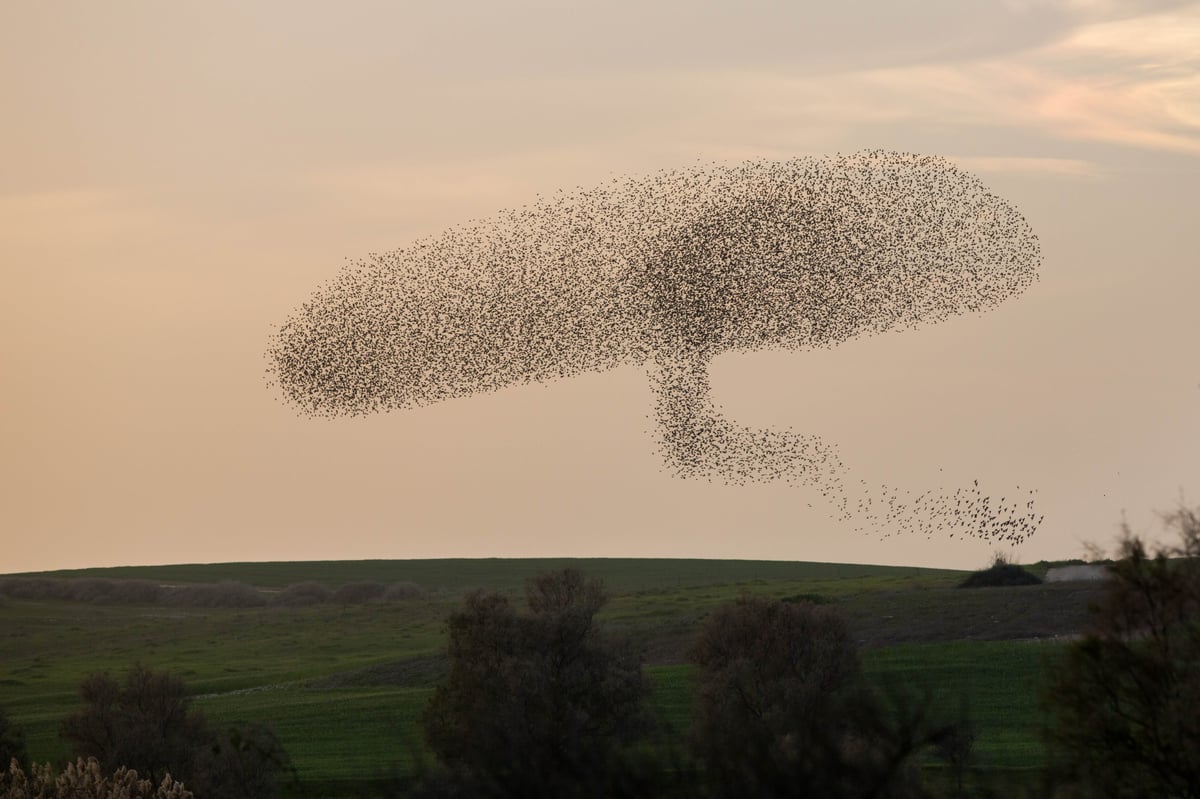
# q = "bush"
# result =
<box><xmin>690</xmin><ymin>595</ymin><xmax>961</xmax><ymax>798</ymax></box>
<box><xmin>68</xmin><ymin>578</ymin><xmax>164</xmax><ymax>604</ymax></box>
<box><xmin>690</xmin><ymin>595</ymin><xmax>863</xmax><ymax>797</ymax></box>
<box><xmin>270</xmin><ymin>581</ymin><xmax>332</xmax><ymax>607</ymax></box>
<box><xmin>958</xmin><ymin>553</ymin><xmax>1042</xmax><ymax>588</ymax></box>
<box><xmin>1041</xmin><ymin>506</ymin><xmax>1200</xmax><ymax>798</ymax></box>
<box><xmin>196</xmin><ymin>723</ymin><xmax>294</xmax><ymax>799</ymax></box>
<box><xmin>0</xmin><ymin>577</ymin><xmax>59</xmax><ymax>600</ymax></box>
<box><xmin>60</xmin><ymin>664</ymin><xmax>289</xmax><ymax>799</ymax></box>
<box><xmin>0</xmin><ymin>577</ymin><xmax>164</xmax><ymax>604</ymax></box>
<box><xmin>0</xmin><ymin>757</ymin><xmax>192</xmax><ymax>799</ymax></box>
<box><xmin>383</xmin><ymin>581</ymin><xmax>426</xmax><ymax>601</ymax></box>
<box><xmin>332</xmin><ymin>581</ymin><xmax>387</xmax><ymax>604</ymax></box>
<box><xmin>419</xmin><ymin>569</ymin><xmax>656</xmax><ymax>797</ymax></box>
<box><xmin>66</xmin><ymin>579</ymin><xmax>121</xmax><ymax>603</ymax></box>
<box><xmin>0</xmin><ymin>577</ymin><xmax>280</xmax><ymax>607</ymax></box>
<box><xmin>61</xmin><ymin>665</ymin><xmax>209</xmax><ymax>787</ymax></box>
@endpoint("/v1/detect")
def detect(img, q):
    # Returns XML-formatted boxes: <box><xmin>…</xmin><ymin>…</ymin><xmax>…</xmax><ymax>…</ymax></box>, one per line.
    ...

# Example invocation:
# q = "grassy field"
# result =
<box><xmin>0</xmin><ymin>557</ymin><xmax>1097</xmax><ymax>795</ymax></box>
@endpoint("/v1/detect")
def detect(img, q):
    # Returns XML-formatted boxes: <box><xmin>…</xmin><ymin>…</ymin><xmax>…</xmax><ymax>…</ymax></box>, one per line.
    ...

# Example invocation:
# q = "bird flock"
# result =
<box><xmin>268</xmin><ymin>151</ymin><xmax>1044</xmax><ymax>545</ymax></box>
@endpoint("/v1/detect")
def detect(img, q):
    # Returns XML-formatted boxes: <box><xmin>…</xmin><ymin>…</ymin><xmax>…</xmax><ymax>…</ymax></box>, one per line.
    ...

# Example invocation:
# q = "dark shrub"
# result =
<box><xmin>419</xmin><ymin>569</ymin><xmax>655</xmax><ymax>797</ymax></box>
<box><xmin>958</xmin><ymin>563</ymin><xmax>1042</xmax><ymax>588</ymax></box>
<box><xmin>332</xmin><ymin>581</ymin><xmax>387</xmax><ymax>605</ymax></box>
<box><xmin>61</xmin><ymin>664</ymin><xmax>209</xmax><ymax>786</ymax></box>
<box><xmin>60</xmin><ymin>665</ymin><xmax>289</xmax><ymax>799</ymax></box>
<box><xmin>270</xmin><ymin>582</ymin><xmax>332</xmax><ymax>607</ymax></box>
<box><xmin>691</xmin><ymin>595</ymin><xmax>960</xmax><ymax>798</ymax></box>
<box><xmin>197</xmin><ymin>723</ymin><xmax>293</xmax><ymax>799</ymax></box>
<box><xmin>690</xmin><ymin>595</ymin><xmax>863</xmax><ymax>797</ymax></box>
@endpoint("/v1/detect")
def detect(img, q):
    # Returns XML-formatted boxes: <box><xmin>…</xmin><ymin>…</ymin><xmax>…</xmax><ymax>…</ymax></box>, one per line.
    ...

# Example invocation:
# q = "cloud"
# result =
<box><xmin>678</xmin><ymin>1</ymin><xmax>1200</xmax><ymax>161</ymax></box>
<box><xmin>1018</xmin><ymin>3</ymin><xmax>1200</xmax><ymax>152</ymax></box>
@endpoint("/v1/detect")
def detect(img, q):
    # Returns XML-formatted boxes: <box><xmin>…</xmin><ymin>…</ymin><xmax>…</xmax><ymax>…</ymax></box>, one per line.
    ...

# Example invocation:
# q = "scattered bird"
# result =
<box><xmin>267</xmin><ymin>151</ymin><xmax>1044</xmax><ymax>545</ymax></box>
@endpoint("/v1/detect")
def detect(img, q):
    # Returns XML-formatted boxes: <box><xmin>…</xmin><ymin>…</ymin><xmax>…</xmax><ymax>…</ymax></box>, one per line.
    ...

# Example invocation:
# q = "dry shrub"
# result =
<box><xmin>331</xmin><ymin>581</ymin><xmax>387</xmax><ymax>604</ymax></box>
<box><xmin>161</xmin><ymin>581</ymin><xmax>266</xmax><ymax>608</ymax></box>
<box><xmin>383</xmin><ymin>581</ymin><xmax>425</xmax><ymax>601</ymax></box>
<box><xmin>270</xmin><ymin>582</ymin><xmax>332</xmax><ymax>607</ymax></box>
<box><xmin>0</xmin><ymin>578</ymin><xmax>164</xmax><ymax>605</ymax></box>
<box><xmin>64</xmin><ymin>579</ymin><xmax>119</xmax><ymax>603</ymax></box>
<box><xmin>104</xmin><ymin>580</ymin><xmax>164</xmax><ymax>604</ymax></box>
<box><xmin>72</xmin><ymin>579</ymin><xmax>163</xmax><ymax>604</ymax></box>
<box><xmin>0</xmin><ymin>578</ymin><xmax>61</xmax><ymax>601</ymax></box>
<box><xmin>0</xmin><ymin>757</ymin><xmax>193</xmax><ymax>799</ymax></box>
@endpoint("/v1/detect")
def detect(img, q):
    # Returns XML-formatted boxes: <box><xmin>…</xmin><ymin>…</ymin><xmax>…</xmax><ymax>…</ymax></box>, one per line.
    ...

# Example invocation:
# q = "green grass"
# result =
<box><xmin>0</xmin><ymin>557</ymin><xmax>1094</xmax><ymax>794</ymax></box>
<box><xmin>200</xmin><ymin>687</ymin><xmax>432</xmax><ymax>783</ymax></box>
<box><xmin>862</xmin><ymin>640</ymin><xmax>1066</xmax><ymax>769</ymax></box>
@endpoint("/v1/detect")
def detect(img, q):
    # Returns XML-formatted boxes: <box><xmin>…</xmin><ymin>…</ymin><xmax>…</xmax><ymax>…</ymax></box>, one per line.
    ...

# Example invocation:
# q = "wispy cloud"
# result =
<box><xmin>663</xmin><ymin>2</ymin><xmax>1200</xmax><ymax>164</ymax></box>
<box><xmin>1027</xmin><ymin>4</ymin><xmax>1200</xmax><ymax>150</ymax></box>
<box><xmin>866</xmin><ymin>2</ymin><xmax>1200</xmax><ymax>155</ymax></box>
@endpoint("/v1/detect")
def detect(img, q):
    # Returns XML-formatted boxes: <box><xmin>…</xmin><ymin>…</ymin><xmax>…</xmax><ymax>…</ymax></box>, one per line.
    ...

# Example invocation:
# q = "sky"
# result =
<box><xmin>2</xmin><ymin>0</ymin><xmax>1198</xmax><ymax>574</ymax></box>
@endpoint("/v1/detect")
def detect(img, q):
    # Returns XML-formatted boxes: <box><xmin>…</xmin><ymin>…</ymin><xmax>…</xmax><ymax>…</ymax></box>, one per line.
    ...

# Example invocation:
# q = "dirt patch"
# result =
<box><xmin>1045</xmin><ymin>565</ymin><xmax>1108</xmax><ymax>582</ymax></box>
<box><xmin>837</xmin><ymin>582</ymin><xmax>1105</xmax><ymax>648</ymax></box>
<box><xmin>308</xmin><ymin>654</ymin><xmax>448</xmax><ymax>689</ymax></box>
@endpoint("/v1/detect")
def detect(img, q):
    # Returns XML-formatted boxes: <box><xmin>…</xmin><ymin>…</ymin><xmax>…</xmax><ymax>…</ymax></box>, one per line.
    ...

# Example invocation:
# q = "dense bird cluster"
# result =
<box><xmin>268</xmin><ymin>151</ymin><xmax>1043</xmax><ymax>544</ymax></box>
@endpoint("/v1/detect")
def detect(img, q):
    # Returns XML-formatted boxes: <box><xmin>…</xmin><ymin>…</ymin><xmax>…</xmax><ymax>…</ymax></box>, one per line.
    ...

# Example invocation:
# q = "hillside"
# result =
<box><xmin>0</xmin><ymin>557</ymin><xmax>1106</xmax><ymax>796</ymax></box>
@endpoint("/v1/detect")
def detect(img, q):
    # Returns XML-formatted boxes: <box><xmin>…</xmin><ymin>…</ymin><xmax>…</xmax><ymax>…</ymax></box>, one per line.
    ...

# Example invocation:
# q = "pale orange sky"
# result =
<box><xmin>3</xmin><ymin>1</ymin><xmax>1198</xmax><ymax>574</ymax></box>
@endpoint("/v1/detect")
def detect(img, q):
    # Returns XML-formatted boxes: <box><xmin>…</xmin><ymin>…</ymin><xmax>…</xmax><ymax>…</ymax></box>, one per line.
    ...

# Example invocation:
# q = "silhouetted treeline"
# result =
<box><xmin>0</xmin><ymin>577</ymin><xmax>425</xmax><ymax>607</ymax></box>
